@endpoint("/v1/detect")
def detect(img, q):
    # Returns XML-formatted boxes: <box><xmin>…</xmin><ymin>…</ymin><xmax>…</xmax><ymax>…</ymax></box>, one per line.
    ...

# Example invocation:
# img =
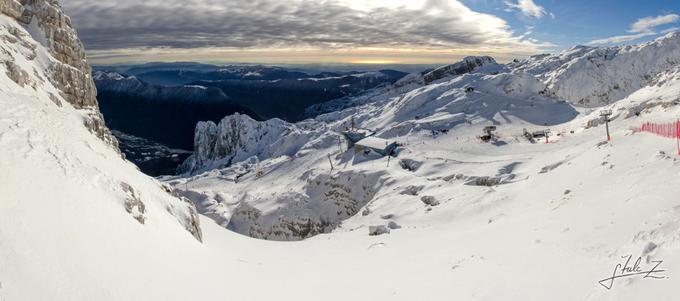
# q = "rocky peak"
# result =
<box><xmin>179</xmin><ymin>113</ymin><xmax>295</xmax><ymax>174</ymax></box>
<box><xmin>1</xmin><ymin>0</ymin><xmax>118</xmax><ymax>149</ymax></box>
<box><xmin>178</xmin><ymin>113</ymin><xmax>328</xmax><ymax>175</ymax></box>
<box><xmin>423</xmin><ymin>56</ymin><xmax>498</xmax><ymax>84</ymax></box>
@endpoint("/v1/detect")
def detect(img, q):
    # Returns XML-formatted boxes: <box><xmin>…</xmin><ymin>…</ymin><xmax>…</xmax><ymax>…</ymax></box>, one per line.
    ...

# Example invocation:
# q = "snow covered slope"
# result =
<box><xmin>175</xmin><ymin>38</ymin><xmax>680</xmax><ymax>244</ymax></box>
<box><xmin>514</xmin><ymin>32</ymin><xmax>680</xmax><ymax>107</ymax></box>
<box><xmin>3</xmin><ymin>1</ymin><xmax>680</xmax><ymax>300</ymax></box>
<box><xmin>164</xmin><ymin>33</ymin><xmax>680</xmax><ymax>299</ymax></box>
<box><xmin>1</xmin><ymin>2</ymin><xmax>206</xmax><ymax>299</ymax></box>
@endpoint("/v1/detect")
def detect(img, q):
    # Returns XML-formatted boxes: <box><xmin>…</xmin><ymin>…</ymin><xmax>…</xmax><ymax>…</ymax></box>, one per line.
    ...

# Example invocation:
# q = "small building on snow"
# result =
<box><xmin>343</xmin><ymin>129</ymin><xmax>372</xmax><ymax>145</ymax></box>
<box><xmin>355</xmin><ymin>137</ymin><xmax>398</xmax><ymax>156</ymax></box>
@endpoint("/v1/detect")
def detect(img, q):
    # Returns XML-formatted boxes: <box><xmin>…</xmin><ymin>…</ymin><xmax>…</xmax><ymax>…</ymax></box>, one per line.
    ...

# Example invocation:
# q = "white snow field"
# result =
<box><xmin>167</xmin><ymin>34</ymin><xmax>680</xmax><ymax>300</ymax></box>
<box><xmin>2</xmin><ymin>2</ymin><xmax>680</xmax><ymax>299</ymax></box>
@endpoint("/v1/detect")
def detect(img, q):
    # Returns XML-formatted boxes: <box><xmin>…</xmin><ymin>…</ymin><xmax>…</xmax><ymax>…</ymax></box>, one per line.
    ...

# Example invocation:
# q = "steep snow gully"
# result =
<box><xmin>2</xmin><ymin>1</ymin><xmax>680</xmax><ymax>300</ymax></box>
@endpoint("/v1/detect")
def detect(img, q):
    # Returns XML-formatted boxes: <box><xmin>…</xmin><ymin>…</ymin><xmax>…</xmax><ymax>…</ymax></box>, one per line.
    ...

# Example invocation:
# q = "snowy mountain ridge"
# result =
<box><xmin>177</xmin><ymin>113</ymin><xmax>319</xmax><ymax>174</ymax></box>
<box><xmin>94</xmin><ymin>70</ymin><xmax>230</xmax><ymax>103</ymax></box>
<box><xmin>156</xmin><ymin>33</ymin><xmax>680</xmax><ymax>298</ymax></box>
<box><xmin>515</xmin><ymin>32</ymin><xmax>680</xmax><ymax>107</ymax></box>
<box><xmin>170</xmin><ymin>30</ymin><xmax>680</xmax><ymax>259</ymax></box>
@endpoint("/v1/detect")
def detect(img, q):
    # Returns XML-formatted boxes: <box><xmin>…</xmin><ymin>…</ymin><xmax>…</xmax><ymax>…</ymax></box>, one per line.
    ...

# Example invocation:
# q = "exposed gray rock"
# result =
<box><xmin>120</xmin><ymin>182</ymin><xmax>146</xmax><ymax>224</ymax></box>
<box><xmin>2</xmin><ymin>0</ymin><xmax>118</xmax><ymax>150</ymax></box>
<box><xmin>82</xmin><ymin>109</ymin><xmax>119</xmax><ymax>147</ymax></box>
<box><xmin>178</xmin><ymin>113</ymin><xmax>326</xmax><ymax>174</ymax></box>
<box><xmin>176</xmin><ymin>195</ymin><xmax>203</xmax><ymax>242</ymax></box>
<box><xmin>221</xmin><ymin>171</ymin><xmax>384</xmax><ymax>241</ymax></box>
<box><xmin>1</xmin><ymin>0</ymin><xmax>204</xmax><ymax>243</ymax></box>
<box><xmin>0</xmin><ymin>0</ymin><xmax>23</xmax><ymax>19</ymax></box>
<box><xmin>48</xmin><ymin>92</ymin><xmax>62</xmax><ymax>107</ymax></box>
<box><xmin>642</xmin><ymin>242</ymin><xmax>658</xmax><ymax>256</ymax></box>
<box><xmin>160</xmin><ymin>183</ymin><xmax>203</xmax><ymax>242</ymax></box>
<box><xmin>400</xmin><ymin>185</ymin><xmax>424</xmax><ymax>196</ymax></box>
<box><xmin>465</xmin><ymin>176</ymin><xmax>501</xmax><ymax>187</ymax></box>
<box><xmin>368</xmin><ymin>225</ymin><xmax>390</xmax><ymax>236</ymax></box>
<box><xmin>3</xmin><ymin>61</ymin><xmax>30</xmax><ymax>87</ymax></box>
<box><xmin>464</xmin><ymin>174</ymin><xmax>516</xmax><ymax>187</ymax></box>
<box><xmin>443</xmin><ymin>173</ymin><xmax>468</xmax><ymax>182</ymax></box>
<box><xmin>625</xmin><ymin>100</ymin><xmax>679</xmax><ymax>118</ymax></box>
<box><xmin>420</xmin><ymin>195</ymin><xmax>440</xmax><ymax>206</ymax></box>
<box><xmin>399</xmin><ymin>159</ymin><xmax>423</xmax><ymax>172</ymax></box>
<box><xmin>423</xmin><ymin>56</ymin><xmax>497</xmax><ymax>84</ymax></box>
<box><xmin>387</xmin><ymin>221</ymin><xmax>401</xmax><ymax>229</ymax></box>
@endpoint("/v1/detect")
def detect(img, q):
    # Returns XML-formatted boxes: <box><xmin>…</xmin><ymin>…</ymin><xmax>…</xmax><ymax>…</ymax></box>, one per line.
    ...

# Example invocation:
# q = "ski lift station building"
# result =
<box><xmin>342</xmin><ymin>129</ymin><xmax>374</xmax><ymax>149</ymax></box>
<box><xmin>354</xmin><ymin>136</ymin><xmax>398</xmax><ymax>156</ymax></box>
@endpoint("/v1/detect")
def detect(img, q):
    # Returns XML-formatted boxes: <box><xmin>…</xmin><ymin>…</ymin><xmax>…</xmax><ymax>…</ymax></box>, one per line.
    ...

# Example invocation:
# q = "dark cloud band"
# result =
<box><xmin>62</xmin><ymin>0</ymin><xmax>544</xmax><ymax>53</ymax></box>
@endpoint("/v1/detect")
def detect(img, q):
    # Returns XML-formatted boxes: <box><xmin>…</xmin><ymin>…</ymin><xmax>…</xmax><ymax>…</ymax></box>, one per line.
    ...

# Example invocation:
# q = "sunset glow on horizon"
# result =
<box><xmin>63</xmin><ymin>0</ymin><xmax>678</xmax><ymax>65</ymax></box>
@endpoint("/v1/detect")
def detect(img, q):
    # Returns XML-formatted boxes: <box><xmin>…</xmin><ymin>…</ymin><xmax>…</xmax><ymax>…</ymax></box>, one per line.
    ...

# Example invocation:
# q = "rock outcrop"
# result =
<box><xmin>227</xmin><ymin>170</ymin><xmax>384</xmax><ymax>241</ymax></box>
<box><xmin>0</xmin><ymin>0</ymin><xmax>23</xmax><ymax>19</ymax></box>
<box><xmin>178</xmin><ymin>113</ymin><xmax>325</xmax><ymax>174</ymax></box>
<box><xmin>1</xmin><ymin>0</ymin><xmax>203</xmax><ymax>242</ymax></box>
<box><xmin>423</xmin><ymin>56</ymin><xmax>500</xmax><ymax>84</ymax></box>
<box><xmin>1</xmin><ymin>0</ymin><xmax>118</xmax><ymax>149</ymax></box>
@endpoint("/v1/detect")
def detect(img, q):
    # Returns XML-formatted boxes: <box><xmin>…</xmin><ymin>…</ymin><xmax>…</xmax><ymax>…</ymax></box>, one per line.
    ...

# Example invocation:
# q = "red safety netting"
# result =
<box><xmin>637</xmin><ymin>120</ymin><xmax>680</xmax><ymax>154</ymax></box>
<box><xmin>639</xmin><ymin>121</ymin><xmax>680</xmax><ymax>138</ymax></box>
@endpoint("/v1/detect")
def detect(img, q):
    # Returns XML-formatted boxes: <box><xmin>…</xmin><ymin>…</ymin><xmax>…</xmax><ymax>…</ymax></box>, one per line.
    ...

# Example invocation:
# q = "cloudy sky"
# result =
<box><xmin>61</xmin><ymin>0</ymin><xmax>679</xmax><ymax>65</ymax></box>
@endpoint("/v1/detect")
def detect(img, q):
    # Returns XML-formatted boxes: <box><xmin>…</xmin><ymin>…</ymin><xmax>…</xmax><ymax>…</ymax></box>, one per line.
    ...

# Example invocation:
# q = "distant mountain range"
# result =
<box><xmin>191</xmin><ymin>69</ymin><xmax>407</xmax><ymax>121</ymax></box>
<box><xmin>93</xmin><ymin>65</ymin><xmax>408</xmax><ymax>151</ymax></box>
<box><xmin>94</xmin><ymin>61</ymin><xmax>433</xmax><ymax>79</ymax></box>
<box><xmin>94</xmin><ymin>71</ymin><xmax>258</xmax><ymax>150</ymax></box>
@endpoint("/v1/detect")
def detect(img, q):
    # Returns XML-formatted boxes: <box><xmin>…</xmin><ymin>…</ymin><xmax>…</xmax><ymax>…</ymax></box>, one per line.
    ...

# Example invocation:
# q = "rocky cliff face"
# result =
<box><xmin>178</xmin><ymin>113</ymin><xmax>326</xmax><ymax>174</ymax></box>
<box><xmin>423</xmin><ymin>56</ymin><xmax>501</xmax><ymax>84</ymax></box>
<box><xmin>1</xmin><ymin>0</ymin><xmax>202</xmax><ymax>241</ymax></box>
<box><xmin>1</xmin><ymin>0</ymin><xmax>117</xmax><ymax>149</ymax></box>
